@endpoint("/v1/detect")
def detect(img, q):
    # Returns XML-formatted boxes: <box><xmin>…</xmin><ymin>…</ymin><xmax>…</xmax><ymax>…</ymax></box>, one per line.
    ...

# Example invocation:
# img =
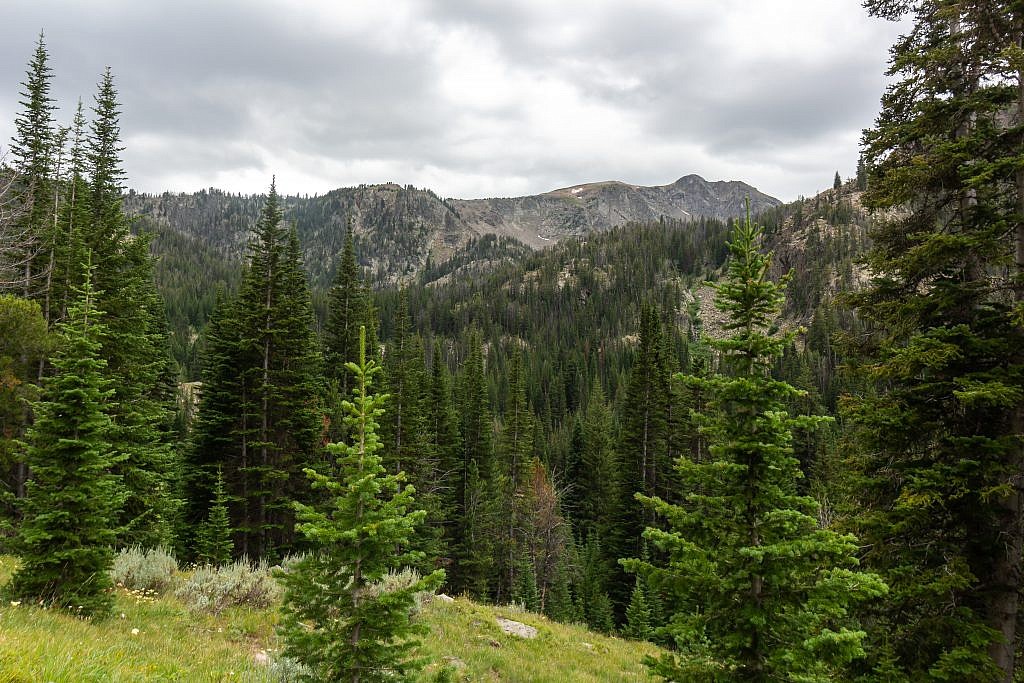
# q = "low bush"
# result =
<box><xmin>175</xmin><ymin>559</ymin><xmax>281</xmax><ymax>614</ymax></box>
<box><xmin>110</xmin><ymin>546</ymin><xmax>178</xmax><ymax>594</ymax></box>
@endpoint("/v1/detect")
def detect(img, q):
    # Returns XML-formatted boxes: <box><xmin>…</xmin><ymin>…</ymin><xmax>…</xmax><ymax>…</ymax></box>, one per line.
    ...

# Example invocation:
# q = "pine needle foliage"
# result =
<box><xmin>5</xmin><ymin>260</ymin><xmax>123</xmax><ymax>618</ymax></box>
<box><xmin>278</xmin><ymin>327</ymin><xmax>444</xmax><ymax>682</ymax></box>
<box><xmin>623</xmin><ymin>205</ymin><xmax>886</xmax><ymax>682</ymax></box>
<box><xmin>195</xmin><ymin>467</ymin><xmax>233</xmax><ymax>566</ymax></box>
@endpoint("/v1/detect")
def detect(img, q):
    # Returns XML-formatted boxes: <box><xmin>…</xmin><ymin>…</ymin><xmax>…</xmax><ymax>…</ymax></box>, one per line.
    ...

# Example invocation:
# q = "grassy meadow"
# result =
<box><xmin>0</xmin><ymin>557</ymin><xmax>659</xmax><ymax>682</ymax></box>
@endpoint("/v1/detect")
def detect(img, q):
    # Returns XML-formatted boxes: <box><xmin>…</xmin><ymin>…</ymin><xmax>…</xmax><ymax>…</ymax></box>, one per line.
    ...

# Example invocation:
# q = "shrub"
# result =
<box><xmin>175</xmin><ymin>559</ymin><xmax>281</xmax><ymax>614</ymax></box>
<box><xmin>110</xmin><ymin>546</ymin><xmax>178</xmax><ymax>594</ymax></box>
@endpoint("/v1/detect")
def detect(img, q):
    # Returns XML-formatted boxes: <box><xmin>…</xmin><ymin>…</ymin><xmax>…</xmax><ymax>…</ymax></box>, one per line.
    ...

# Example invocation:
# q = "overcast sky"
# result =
<box><xmin>0</xmin><ymin>1</ymin><xmax>907</xmax><ymax>202</ymax></box>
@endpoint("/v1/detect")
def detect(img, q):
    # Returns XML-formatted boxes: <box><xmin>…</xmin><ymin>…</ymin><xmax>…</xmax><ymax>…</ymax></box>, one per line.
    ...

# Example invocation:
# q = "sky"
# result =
<box><xmin>0</xmin><ymin>1</ymin><xmax>909</xmax><ymax>202</ymax></box>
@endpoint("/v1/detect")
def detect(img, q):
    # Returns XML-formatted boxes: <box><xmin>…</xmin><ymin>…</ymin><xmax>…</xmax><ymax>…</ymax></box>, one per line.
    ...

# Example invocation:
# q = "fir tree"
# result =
<box><xmin>8</xmin><ymin>32</ymin><xmax>56</xmax><ymax>299</ymax></box>
<box><xmin>495</xmin><ymin>347</ymin><xmax>535</xmax><ymax>601</ymax></box>
<box><xmin>195</xmin><ymin>467</ymin><xmax>233</xmax><ymax>566</ymax></box>
<box><xmin>622</xmin><ymin>577</ymin><xmax>652</xmax><ymax>641</ymax></box>
<box><xmin>81</xmin><ymin>68</ymin><xmax>178</xmax><ymax>548</ymax></box>
<box><xmin>324</xmin><ymin>222</ymin><xmax>366</xmax><ymax>396</ymax></box>
<box><xmin>848</xmin><ymin>3</ymin><xmax>1024</xmax><ymax>679</ymax></box>
<box><xmin>5</xmin><ymin>261</ymin><xmax>123</xmax><ymax>618</ymax></box>
<box><xmin>278</xmin><ymin>327</ymin><xmax>444</xmax><ymax>682</ymax></box>
<box><xmin>188</xmin><ymin>182</ymin><xmax>322</xmax><ymax>559</ymax></box>
<box><xmin>624</xmin><ymin>207</ymin><xmax>886</xmax><ymax>681</ymax></box>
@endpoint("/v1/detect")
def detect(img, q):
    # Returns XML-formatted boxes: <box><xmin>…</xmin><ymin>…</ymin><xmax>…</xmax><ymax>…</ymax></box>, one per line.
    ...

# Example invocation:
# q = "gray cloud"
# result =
<box><xmin>0</xmin><ymin>1</ymin><xmax>908</xmax><ymax>201</ymax></box>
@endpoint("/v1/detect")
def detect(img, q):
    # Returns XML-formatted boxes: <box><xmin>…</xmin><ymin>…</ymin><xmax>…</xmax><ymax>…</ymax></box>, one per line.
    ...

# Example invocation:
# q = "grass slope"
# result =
<box><xmin>0</xmin><ymin>558</ymin><xmax>658</xmax><ymax>682</ymax></box>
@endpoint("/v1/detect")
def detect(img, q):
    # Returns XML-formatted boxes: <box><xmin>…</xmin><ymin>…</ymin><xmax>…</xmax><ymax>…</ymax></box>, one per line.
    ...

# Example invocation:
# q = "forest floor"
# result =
<box><xmin>0</xmin><ymin>556</ymin><xmax>659</xmax><ymax>682</ymax></box>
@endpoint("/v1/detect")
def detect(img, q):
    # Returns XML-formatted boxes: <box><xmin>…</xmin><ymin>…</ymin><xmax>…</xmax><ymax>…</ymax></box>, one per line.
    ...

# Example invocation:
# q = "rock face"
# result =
<box><xmin>126</xmin><ymin>174</ymin><xmax>779</xmax><ymax>285</ymax></box>
<box><xmin>450</xmin><ymin>174</ymin><xmax>781</xmax><ymax>248</ymax></box>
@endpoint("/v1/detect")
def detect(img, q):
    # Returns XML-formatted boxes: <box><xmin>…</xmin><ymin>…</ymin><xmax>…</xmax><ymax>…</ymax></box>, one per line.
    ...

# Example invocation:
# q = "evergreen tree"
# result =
<box><xmin>278</xmin><ymin>327</ymin><xmax>444</xmax><ymax>682</ymax></box>
<box><xmin>7</xmin><ymin>32</ymin><xmax>56</xmax><ymax>299</ymax></box>
<box><xmin>624</xmin><ymin>208</ymin><xmax>886</xmax><ymax>681</ymax></box>
<box><xmin>494</xmin><ymin>347</ymin><xmax>535</xmax><ymax>601</ymax></box>
<box><xmin>450</xmin><ymin>329</ymin><xmax>494</xmax><ymax>596</ymax></box>
<box><xmin>195</xmin><ymin>467</ymin><xmax>233</xmax><ymax>566</ymax></box>
<box><xmin>80</xmin><ymin>68</ymin><xmax>178</xmax><ymax>548</ymax></box>
<box><xmin>5</xmin><ymin>261</ymin><xmax>123</xmax><ymax>618</ymax></box>
<box><xmin>426</xmin><ymin>342</ymin><xmax>461</xmax><ymax>557</ymax></box>
<box><xmin>847</xmin><ymin>3</ymin><xmax>1024</xmax><ymax>679</ymax></box>
<box><xmin>833</xmin><ymin>170</ymin><xmax>842</xmax><ymax>191</ymax></box>
<box><xmin>324</xmin><ymin>222</ymin><xmax>366</xmax><ymax>397</ymax></box>
<box><xmin>622</xmin><ymin>577</ymin><xmax>652</xmax><ymax>641</ymax></box>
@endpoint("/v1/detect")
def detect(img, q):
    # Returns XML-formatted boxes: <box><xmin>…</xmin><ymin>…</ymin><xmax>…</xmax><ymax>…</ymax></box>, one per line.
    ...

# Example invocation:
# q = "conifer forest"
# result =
<box><xmin>0</xmin><ymin>2</ymin><xmax>1023</xmax><ymax>681</ymax></box>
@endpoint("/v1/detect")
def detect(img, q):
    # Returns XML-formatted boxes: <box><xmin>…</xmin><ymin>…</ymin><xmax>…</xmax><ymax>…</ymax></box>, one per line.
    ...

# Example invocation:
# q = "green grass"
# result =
<box><xmin>0</xmin><ymin>557</ymin><xmax>659</xmax><ymax>682</ymax></box>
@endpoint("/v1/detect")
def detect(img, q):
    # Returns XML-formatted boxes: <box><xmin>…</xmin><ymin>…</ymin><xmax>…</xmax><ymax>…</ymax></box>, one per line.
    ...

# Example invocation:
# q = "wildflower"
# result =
<box><xmin>9</xmin><ymin>601</ymin><xmax>20</xmax><ymax>607</ymax></box>
<box><xmin>131</xmin><ymin>628</ymin><xmax>140</xmax><ymax>635</ymax></box>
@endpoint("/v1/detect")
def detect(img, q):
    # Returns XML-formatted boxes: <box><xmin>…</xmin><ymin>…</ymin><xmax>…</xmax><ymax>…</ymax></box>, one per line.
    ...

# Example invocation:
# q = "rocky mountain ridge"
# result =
<box><xmin>127</xmin><ymin>174</ymin><xmax>780</xmax><ymax>286</ymax></box>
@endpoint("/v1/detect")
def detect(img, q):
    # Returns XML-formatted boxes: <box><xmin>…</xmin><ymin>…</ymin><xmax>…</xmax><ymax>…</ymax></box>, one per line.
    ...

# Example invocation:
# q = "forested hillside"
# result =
<box><xmin>2</xmin><ymin>2</ymin><xmax>1023</xmax><ymax>680</ymax></box>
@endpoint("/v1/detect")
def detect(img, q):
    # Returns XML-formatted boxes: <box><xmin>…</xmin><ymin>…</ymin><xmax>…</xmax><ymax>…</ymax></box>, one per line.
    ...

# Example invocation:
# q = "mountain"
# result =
<box><xmin>126</xmin><ymin>174</ymin><xmax>780</xmax><ymax>287</ymax></box>
<box><xmin>449</xmin><ymin>174</ymin><xmax>780</xmax><ymax>248</ymax></box>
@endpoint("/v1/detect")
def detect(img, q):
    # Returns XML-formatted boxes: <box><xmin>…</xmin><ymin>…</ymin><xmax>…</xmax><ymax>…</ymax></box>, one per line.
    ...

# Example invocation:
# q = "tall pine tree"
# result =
<box><xmin>847</xmin><ymin>3</ymin><xmax>1024</xmax><ymax>679</ymax></box>
<box><xmin>624</xmin><ymin>208</ymin><xmax>886</xmax><ymax>681</ymax></box>
<box><xmin>5</xmin><ymin>261</ymin><xmax>123</xmax><ymax>618</ymax></box>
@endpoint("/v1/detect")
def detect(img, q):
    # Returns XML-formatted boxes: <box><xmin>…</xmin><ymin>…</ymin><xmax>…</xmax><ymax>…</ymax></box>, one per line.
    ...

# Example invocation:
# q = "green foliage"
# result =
<box><xmin>7</xmin><ymin>32</ymin><xmax>56</xmax><ymax>300</ymax></box>
<box><xmin>195</xmin><ymin>467</ymin><xmax>233</xmax><ymax>566</ymax></box>
<box><xmin>5</xmin><ymin>265</ymin><xmax>123</xmax><ymax>618</ymax></box>
<box><xmin>277</xmin><ymin>327</ymin><xmax>444</xmax><ymax>682</ymax></box>
<box><xmin>0</xmin><ymin>295</ymin><xmax>49</xmax><ymax>536</ymax></box>
<box><xmin>624</xmin><ymin>208</ymin><xmax>886</xmax><ymax>681</ymax></box>
<box><xmin>622</xmin><ymin>577</ymin><xmax>652</xmax><ymax>641</ymax></box>
<box><xmin>845</xmin><ymin>3</ymin><xmax>1024</xmax><ymax>679</ymax></box>
<box><xmin>185</xmin><ymin>181</ymin><xmax>322</xmax><ymax>560</ymax></box>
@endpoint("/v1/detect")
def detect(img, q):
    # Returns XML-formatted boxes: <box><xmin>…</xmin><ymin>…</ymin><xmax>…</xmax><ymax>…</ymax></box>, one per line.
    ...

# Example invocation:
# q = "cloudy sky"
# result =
<box><xmin>0</xmin><ymin>1</ymin><xmax>907</xmax><ymax>202</ymax></box>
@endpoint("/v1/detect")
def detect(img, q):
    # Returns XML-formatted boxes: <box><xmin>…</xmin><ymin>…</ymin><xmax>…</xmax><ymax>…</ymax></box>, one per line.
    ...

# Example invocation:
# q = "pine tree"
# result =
<box><xmin>195</xmin><ymin>467</ymin><xmax>233</xmax><ymax>566</ymax></box>
<box><xmin>277</xmin><ymin>327</ymin><xmax>444</xmax><ymax>682</ymax></box>
<box><xmin>624</xmin><ymin>207</ymin><xmax>886</xmax><ymax>681</ymax></box>
<box><xmin>616</xmin><ymin>304</ymin><xmax>671</xmax><ymax>609</ymax></box>
<box><xmin>450</xmin><ymin>329</ymin><xmax>494</xmax><ymax>596</ymax></box>
<box><xmin>426</xmin><ymin>342</ymin><xmax>461</xmax><ymax>559</ymax></box>
<box><xmin>324</xmin><ymin>222</ymin><xmax>366</xmax><ymax>397</ymax></box>
<box><xmin>80</xmin><ymin>68</ymin><xmax>178</xmax><ymax>548</ymax></box>
<box><xmin>5</xmin><ymin>261</ymin><xmax>123</xmax><ymax>618</ymax></box>
<box><xmin>495</xmin><ymin>347</ymin><xmax>535</xmax><ymax>601</ymax></box>
<box><xmin>7</xmin><ymin>32</ymin><xmax>56</xmax><ymax>299</ymax></box>
<box><xmin>833</xmin><ymin>170</ymin><xmax>842</xmax><ymax>191</ymax></box>
<box><xmin>573</xmin><ymin>384</ymin><xmax>621</xmax><ymax>548</ymax></box>
<box><xmin>847</xmin><ymin>3</ymin><xmax>1024</xmax><ymax>679</ymax></box>
<box><xmin>622</xmin><ymin>577</ymin><xmax>652</xmax><ymax>641</ymax></box>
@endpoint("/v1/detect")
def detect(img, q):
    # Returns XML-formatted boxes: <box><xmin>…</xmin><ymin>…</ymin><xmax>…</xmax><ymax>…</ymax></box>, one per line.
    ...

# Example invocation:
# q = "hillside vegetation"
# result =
<box><xmin>0</xmin><ymin>557</ymin><xmax>658</xmax><ymax>682</ymax></box>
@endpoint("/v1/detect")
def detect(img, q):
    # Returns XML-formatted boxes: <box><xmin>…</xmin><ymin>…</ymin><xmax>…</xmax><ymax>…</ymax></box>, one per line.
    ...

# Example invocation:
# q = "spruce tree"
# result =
<box><xmin>847</xmin><ymin>3</ymin><xmax>1024</xmax><ymax>679</ymax></box>
<box><xmin>82</xmin><ymin>68</ymin><xmax>178</xmax><ymax>548</ymax></box>
<box><xmin>623</xmin><ymin>577</ymin><xmax>652</xmax><ymax>641</ymax></box>
<box><xmin>495</xmin><ymin>347</ymin><xmax>535</xmax><ymax>601</ymax></box>
<box><xmin>450</xmin><ymin>329</ymin><xmax>495</xmax><ymax>597</ymax></box>
<box><xmin>8</xmin><ymin>32</ymin><xmax>56</xmax><ymax>299</ymax></box>
<box><xmin>195</xmin><ymin>467</ymin><xmax>233</xmax><ymax>566</ymax></box>
<box><xmin>204</xmin><ymin>182</ymin><xmax>322</xmax><ymax>559</ymax></box>
<box><xmin>624</xmin><ymin>208</ymin><xmax>886</xmax><ymax>681</ymax></box>
<box><xmin>5</xmin><ymin>261</ymin><xmax>123</xmax><ymax>618</ymax></box>
<box><xmin>278</xmin><ymin>327</ymin><xmax>444</xmax><ymax>682</ymax></box>
<box><xmin>324</xmin><ymin>222</ymin><xmax>366</xmax><ymax>396</ymax></box>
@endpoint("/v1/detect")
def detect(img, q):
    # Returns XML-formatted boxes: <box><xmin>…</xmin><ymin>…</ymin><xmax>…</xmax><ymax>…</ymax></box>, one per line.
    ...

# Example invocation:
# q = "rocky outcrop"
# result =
<box><xmin>450</xmin><ymin>174</ymin><xmax>780</xmax><ymax>248</ymax></box>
